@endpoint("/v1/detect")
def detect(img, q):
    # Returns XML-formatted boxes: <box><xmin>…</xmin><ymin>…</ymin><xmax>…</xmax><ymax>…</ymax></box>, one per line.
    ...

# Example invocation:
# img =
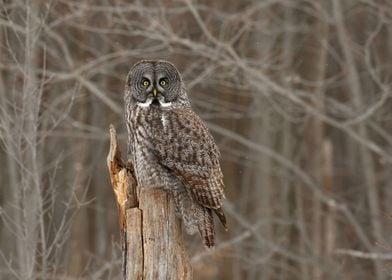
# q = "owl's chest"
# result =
<box><xmin>130</xmin><ymin>108</ymin><xmax>172</xmax><ymax>186</ymax></box>
<box><xmin>130</xmin><ymin>107</ymin><xmax>170</xmax><ymax>137</ymax></box>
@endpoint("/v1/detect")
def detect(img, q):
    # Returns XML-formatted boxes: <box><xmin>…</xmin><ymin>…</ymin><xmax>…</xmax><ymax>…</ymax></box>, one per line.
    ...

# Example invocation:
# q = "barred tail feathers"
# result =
<box><xmin>197</xmin><ymin>207</ymin><xmax>215</xmax><ymax>248</ymax></box>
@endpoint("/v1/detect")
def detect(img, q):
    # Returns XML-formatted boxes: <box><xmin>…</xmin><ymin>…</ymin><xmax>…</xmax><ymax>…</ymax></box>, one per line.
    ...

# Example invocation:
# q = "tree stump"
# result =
<box><xmin>106</xmin><ymin>124</ymin><xmax>192</xmax><ymax>280</ymax></box>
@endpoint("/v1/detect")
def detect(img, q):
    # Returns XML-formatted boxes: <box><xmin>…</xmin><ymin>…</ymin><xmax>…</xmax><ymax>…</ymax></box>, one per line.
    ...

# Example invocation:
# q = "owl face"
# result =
<box><xmin>126</xmin><ymin>60</ymin><xmax>183</xmax><ymax>108</ymax></box>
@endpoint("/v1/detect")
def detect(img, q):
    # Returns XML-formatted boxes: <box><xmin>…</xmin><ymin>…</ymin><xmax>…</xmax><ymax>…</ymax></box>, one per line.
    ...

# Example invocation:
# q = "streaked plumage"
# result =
<box><xmin>124</xmin><ymin>60</ymin><xmax>226</xmax><ymax>247</ymax></box>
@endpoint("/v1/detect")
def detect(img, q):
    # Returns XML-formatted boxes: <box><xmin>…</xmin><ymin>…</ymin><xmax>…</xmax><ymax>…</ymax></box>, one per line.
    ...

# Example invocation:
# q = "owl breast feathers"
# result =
<box><xmin>125</xmin><ymin>60</ymin><xmax>227</xmax><ymax>247</ymax></box>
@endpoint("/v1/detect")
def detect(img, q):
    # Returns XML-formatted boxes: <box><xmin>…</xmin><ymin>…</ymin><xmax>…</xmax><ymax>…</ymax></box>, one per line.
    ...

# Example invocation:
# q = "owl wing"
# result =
<box><xmin>150</xmin><ymin>108</ymin><xmax>227</xmax><ymax>229</ymax></box>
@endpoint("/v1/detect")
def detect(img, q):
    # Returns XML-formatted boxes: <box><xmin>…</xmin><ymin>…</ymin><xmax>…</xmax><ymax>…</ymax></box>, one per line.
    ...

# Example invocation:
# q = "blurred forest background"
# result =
<box><xmin>1</xmin><ymin>0</ymin><xmax>392</xmax><ymax>279</ymax></box>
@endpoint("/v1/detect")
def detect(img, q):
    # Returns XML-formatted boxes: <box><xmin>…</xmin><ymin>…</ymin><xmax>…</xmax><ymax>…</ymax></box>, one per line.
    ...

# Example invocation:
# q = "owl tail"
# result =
<box><xmin>214</xmin><ymin>207</ymin><xmax>228</xmax><ymax>231</ymax></box>
<box><xmin>197</xmin><ymin>207</ymin><xmax>215</xmax><ymax>248</ymax></box>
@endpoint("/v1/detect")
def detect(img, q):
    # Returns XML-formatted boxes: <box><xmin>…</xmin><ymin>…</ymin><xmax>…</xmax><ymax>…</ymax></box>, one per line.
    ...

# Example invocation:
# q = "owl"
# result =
<box><xmin>124</xmin><ymin>60</ymin><xmax>227</xmax><ymax>247</ymax></box>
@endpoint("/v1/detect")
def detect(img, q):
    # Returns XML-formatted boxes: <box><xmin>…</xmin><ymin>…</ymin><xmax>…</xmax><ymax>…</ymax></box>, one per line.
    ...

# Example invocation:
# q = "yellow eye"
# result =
<box><xmin>159</xmin><ymin>79</ymin><xmax>167</xmax><ymax>86</ymax></box>
<box><xmin>142</xmin><ymin>80</ymin><xmax>150</xmax><ymax>87</ymax></box>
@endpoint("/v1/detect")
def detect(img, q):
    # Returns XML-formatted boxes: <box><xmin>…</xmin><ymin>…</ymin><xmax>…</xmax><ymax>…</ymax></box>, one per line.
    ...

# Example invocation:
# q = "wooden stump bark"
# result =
<box><xmin>107</xmin><ymin>124</ymin><xmax>192</xmax><ymax>280</ymax></box>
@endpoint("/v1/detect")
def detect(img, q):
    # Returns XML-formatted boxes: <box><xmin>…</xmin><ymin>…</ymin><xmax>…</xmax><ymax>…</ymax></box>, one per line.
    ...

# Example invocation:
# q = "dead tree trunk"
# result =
<box><xmin>107</xmin><ymin>125</ymin><xmax>192</xmax><ymax>280</ymax></box>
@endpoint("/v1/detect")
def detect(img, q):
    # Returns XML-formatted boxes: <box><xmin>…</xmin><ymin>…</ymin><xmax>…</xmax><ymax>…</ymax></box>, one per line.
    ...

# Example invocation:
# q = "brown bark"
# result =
<box><xmin>332</xmin><ymin>1</ymin><xmax>383</xmax><ymax>278</ymax></box>
<box><xmin>301</xmin><ymin>4</ymin><xmax>329</xmax><ymax>279</ymax></box>
<box><xmin>106</xmin><ymin>125</ymin><xmax>192</xmax><ymax>280</ymax></box>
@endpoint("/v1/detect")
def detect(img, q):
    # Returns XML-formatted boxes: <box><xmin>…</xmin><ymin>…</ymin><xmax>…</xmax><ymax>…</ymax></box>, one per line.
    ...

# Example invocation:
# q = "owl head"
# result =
<box><xmin>125</xmin><ymin>60</ymin><xmax>190</xmax><ymax>109</ymax></box>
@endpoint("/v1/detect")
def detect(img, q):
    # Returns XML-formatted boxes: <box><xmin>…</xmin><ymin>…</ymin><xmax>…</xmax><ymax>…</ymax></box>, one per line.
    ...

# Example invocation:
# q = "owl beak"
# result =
<box><xmin>152</xmin><ymin>88</ymin><xmax>158</xmax><ymax>97</ymax></box>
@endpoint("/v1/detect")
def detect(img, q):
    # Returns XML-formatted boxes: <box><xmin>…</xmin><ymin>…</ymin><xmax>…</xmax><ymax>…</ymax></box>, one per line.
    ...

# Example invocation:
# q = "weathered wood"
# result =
<box><xmin>107</xmin><ymin>125</ymin><xmax>138</xmax><ymax>233</ymax></box>
<box><xmin>107</xmin><ymin>124</ymin><xmax>192</xmax><ymax>280</ymax></box>
<box><xmin>140</xmin><ymin>189</ymin><xmax>192</xmax><ymax>280</ymax></box>
<box><xmin>126</xmin><ymin>208</ymin><xmax>143</xmax><ymax>280</ymax></box>
<box><xmin>107</xmin><ymin>124</ymin><xmax>138</xmax><ymax>278</ymax></box>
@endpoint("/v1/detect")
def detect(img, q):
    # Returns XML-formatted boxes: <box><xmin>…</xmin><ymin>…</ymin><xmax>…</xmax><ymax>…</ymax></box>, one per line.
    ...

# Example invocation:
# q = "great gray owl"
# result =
<box><xmin>124</xmin><ymin>60</ymin><xmax>227</xmax><ymax>247</ymax></box>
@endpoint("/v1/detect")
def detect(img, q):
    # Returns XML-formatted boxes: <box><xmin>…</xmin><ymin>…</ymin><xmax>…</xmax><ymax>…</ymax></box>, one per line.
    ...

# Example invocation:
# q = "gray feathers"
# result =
<box><xmin>124</xmin><ymin>60</ymin><xmax>226</xmax><ymax>247</ymax></box>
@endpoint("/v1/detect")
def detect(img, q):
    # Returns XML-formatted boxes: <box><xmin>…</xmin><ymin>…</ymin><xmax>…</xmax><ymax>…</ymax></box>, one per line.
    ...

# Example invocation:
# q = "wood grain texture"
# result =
<box><xmin>126</xmin><ymin>209</ymin><xmax>143</xmax><ymax>280</ymax></box>
<box><xmin>107</xmin><ymin>125</ymin><xmax>192</xmax><ymax>280</ymax></box>
<box><xmin>140</xmin><ymin>189</ymin><xmax>192</xmax><ymax>280</ymax></box>
<box><xmin>107</xmin><ymin>124</ymin><xmax>137</xmax><ymax>232</ymax></box>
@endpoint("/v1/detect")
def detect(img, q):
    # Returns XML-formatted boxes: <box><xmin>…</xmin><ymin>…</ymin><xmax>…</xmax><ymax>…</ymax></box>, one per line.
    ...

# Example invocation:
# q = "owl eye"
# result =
<box><xmin>159</xmin><ymin>79</ymin><xmax>168</xmax><ymax>86</ymax></box>
<box><xmin>142</xmin><ymin>79</ymin><xmax>150</xmax><ymax>87</ymax></box>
